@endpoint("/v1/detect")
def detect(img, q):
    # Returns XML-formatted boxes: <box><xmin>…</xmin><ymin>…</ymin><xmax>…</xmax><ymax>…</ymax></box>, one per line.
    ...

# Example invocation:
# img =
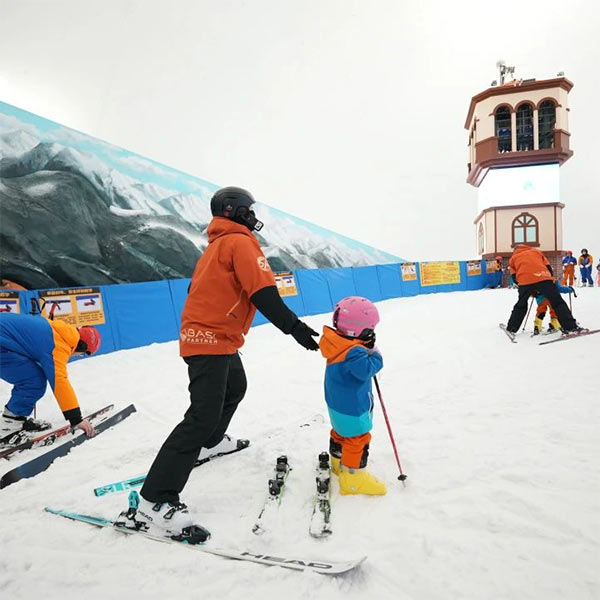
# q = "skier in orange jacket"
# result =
<box><xmin>129</xmin><ymin>187</ymin><xmax>320</xmax><ymax>540</ymax></box>
<box><xmin>505</xmin><ymin>246</ymin><xmax>583</xmax><ymax>334</ymax></box>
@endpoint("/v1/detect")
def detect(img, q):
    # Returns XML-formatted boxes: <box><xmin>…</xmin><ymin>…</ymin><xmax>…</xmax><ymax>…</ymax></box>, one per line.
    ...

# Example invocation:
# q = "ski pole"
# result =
<box><xmin>569</xmin><ymin>292</ymin><xmax>572</xmax><ymax>311</ymax></box>
<box><xmin>522</xmin><ymin>296</ymin><xmax>534</xmax><ymax>332</ymax></box>
<box><xmin>373</xmin><ymin>375</ymin><xmax>407</xmax><ymax>484</ymax></box>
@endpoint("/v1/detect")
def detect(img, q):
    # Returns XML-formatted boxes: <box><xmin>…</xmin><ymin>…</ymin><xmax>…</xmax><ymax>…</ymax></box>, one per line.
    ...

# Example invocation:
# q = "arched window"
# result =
<box><xmin>516</xmin><ymin>103</ymin><xmax>534</xmax><ymax>151</ymax></box>
<box><xmin>538</xmin><ymin>101</ymin><xmax>556</xmax><ymax>149</ymax></box>
<box><xmin>512</xmin><ymin>212</ymin><xmax>539</xmax><ymax>246</ymax></box>
<box><xmin>495</xmin><ymin>106</ymin><xmax>512</xmax><ymax>152</ymax></box>
<box><xmin>478</xmin><ymin>222</ymin><xmax>484</xmax><ymax>254</ymax></box>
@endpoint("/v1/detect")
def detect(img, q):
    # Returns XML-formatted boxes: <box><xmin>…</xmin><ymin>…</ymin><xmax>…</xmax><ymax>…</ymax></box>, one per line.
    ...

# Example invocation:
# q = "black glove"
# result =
<box><xmin>290</xmin><ymin>321</ymin><xmax>319</xmax><ymax>351</ymax></box>
<box><xmin>361</xmin><ymin>330</ymin><xmax>376</xmax><ymax>349</ymax></box>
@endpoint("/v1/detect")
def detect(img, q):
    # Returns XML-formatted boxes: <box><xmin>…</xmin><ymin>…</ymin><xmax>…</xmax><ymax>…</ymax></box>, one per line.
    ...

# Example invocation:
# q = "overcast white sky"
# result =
<box><xmin>1</xmin><ymin>0</ymin><xmax>598</xmax><ymax>261</ymax></box>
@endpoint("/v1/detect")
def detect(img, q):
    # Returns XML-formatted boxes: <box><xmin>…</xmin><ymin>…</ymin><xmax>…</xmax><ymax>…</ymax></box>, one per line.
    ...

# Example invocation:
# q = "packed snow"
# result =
<box><xmin>0</xmin><ymin>288</ymin><xmax>598</xmax><ymax>600</ymax></box>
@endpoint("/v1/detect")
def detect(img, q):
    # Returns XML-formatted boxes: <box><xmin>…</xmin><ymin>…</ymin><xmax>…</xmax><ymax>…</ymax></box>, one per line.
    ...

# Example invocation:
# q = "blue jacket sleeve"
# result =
<box><xmin>555</xmin><ymin>282</ymin><xmax>572</xmax><ymax>294</ymax></box>
<box><xmin>343</xmin><ymin>346</ymin><xmax>383</xmax><ymax>382</ymax></box>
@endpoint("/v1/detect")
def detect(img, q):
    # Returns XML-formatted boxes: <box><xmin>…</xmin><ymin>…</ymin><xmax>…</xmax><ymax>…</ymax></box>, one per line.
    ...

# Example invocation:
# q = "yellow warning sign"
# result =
<box><xmin>467</xmin><ymin>261</ymin><xmax>482</xmax><ymax>276</ymax></box>
<box><xmin>400</xmin><ymin>263</ymin><xmax>417</xmax><ymax>281</ymax></box>
<box><xmin>39</xmin><ymin>287</ymin><xmax>105</xmax><ymax>326</ymax></box>
<box><xmin>274</xmin><ymin>271</ymin><xmax>298</xmax><ymax>297</ymax></box>
<box><xmin>419</xmin><ymin>262</ymin><xmax>461</xmax><ymax>287</ymax></box>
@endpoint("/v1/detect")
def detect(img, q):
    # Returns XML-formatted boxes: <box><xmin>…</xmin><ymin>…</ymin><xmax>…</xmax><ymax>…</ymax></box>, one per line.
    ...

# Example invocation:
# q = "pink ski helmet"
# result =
<box><xmin>332</xmin><ymin>296</ymin><xmax>380</xmax><ymax>338</ymax></box>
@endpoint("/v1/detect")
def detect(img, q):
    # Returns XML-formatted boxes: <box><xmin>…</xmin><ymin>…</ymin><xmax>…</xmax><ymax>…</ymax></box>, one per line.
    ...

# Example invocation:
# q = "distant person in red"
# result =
<box><xmin>505</xmin><ymin>246</ymin><xmax>584</xmax><ymax>335</ymax></box>
<box><xmin>561</xmin><ymin>250</ymin><xmax>577</xmax><ymax>286</ymax></box>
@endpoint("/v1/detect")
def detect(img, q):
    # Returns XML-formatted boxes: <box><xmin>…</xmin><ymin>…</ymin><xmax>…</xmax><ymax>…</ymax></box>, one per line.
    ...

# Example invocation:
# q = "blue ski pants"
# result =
<box><xmin>580</xmin><ymin>266</ymin><xmax>593</xmax><ymax>285</ymax></box>
<box><xmin>0</xmin><ymin>351</ymin><xmax>48</xmax><ymax>416</ymax></box>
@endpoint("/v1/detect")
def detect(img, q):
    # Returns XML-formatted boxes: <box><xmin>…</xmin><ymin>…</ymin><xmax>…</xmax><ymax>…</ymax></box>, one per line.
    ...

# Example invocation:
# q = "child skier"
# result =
<box><xmin>561</xmin><ymin>250</ymin><xmax>577</xmax><ymax>286</ymax></box>
<box><xmin>532</xmin><ymin>280</ymin><xmax>574</xmax><ymax>335</ymax></box>
<box><xmin>578</xmin><ymin>249</ymin><xmax>594</xmax><ymax>287</ymax></box>
<box><xmin>319</xmin><ymin>296</ymin><xmax>386</xmax><ymax>496</ymax></box>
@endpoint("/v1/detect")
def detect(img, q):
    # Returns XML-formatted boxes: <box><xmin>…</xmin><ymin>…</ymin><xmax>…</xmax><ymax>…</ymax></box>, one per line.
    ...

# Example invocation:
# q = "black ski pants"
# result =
<box><xmin>141</xmin><ymin>353</ymin><xmax>247</xmax><ymax>503</ymax></box>
<box><xmin>506</xmin><ymin>279</ymin><xmax>577</xmax><ymax>333</ymax></box>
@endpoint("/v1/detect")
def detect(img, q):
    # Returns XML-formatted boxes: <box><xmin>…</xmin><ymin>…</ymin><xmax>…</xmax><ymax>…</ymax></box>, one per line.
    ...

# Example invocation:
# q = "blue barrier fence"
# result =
<box><xmin>10</xmin><ymin>261</ymin><xmax>494</xmax><ymax>356</ymax></box>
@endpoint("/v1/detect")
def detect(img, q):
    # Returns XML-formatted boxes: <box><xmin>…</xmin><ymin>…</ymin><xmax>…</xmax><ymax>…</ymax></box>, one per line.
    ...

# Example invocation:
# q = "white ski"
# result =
<box><xmin>309</xmin><ymin>452</ymin><xmax>332</xmax><ymax>538</ymax></box>
<box><xmin>44</xmin><ymin>507</ymin><xmax>364</xmax><ymax>574</ymax></box>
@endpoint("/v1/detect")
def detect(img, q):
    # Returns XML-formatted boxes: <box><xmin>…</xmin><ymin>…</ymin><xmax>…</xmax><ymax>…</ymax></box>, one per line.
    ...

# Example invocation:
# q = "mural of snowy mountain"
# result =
<box><xmin>0</xmin><ymin>102</ymin><xmax>403</xmax><ymax>288</ymax></box>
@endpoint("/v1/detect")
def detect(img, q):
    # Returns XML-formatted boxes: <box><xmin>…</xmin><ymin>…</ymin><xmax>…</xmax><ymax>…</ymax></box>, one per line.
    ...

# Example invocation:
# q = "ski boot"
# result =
<box><xmin>1</xmin><ymin>410</ymin><xmax>52</xmax><ymax>445</ymax></box>
<box><xmin>115</xmin><ymin>491</ymin><xmax>210</xmax><ymax>544</ymax></box>
<box><xmin>330</xmin><ymin>456</ymin><xmax>341</xmax><ymax>476</ymax></box>
<box><xmin>338</xmin><ymin>466</ymin><xmax>386</xmax><ymax>496</ymax></box>
<box><xmin>198</xmin><ymin>433</ymin><xmax>249</xmax><ymax>461</ymax></box>
<box><xmin>547</xmin><ymin>318</ymin><xmax>561</xmax><ymax>333</ymax></box>
<box><xmin>533</xmin><ymin>317</ymin><xmax>543</xmax><ymax>336</ymax></box>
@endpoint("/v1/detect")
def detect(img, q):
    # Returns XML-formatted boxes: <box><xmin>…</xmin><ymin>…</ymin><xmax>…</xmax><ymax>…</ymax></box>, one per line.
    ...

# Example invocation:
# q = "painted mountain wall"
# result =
<box><xmin>0</xmin><ymin>102</ymin><xmax>403</xmax><ymax>289</ymax></box>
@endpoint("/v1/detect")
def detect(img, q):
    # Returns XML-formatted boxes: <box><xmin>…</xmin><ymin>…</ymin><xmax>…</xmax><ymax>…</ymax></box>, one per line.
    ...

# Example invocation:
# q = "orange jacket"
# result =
<box><xmin>180</xmin><ymin>218</ymin><xmax>276</xmax><ymax>356</ymax></box>
<box><xmin>508</xmin><ymin>246</ymin><xmax>552</xmax><ymax>286</ymax></box>
<box><xmin>578</xmin><ymin>253</ymin><xmax>594</xmax><ymax>267</ymax></box>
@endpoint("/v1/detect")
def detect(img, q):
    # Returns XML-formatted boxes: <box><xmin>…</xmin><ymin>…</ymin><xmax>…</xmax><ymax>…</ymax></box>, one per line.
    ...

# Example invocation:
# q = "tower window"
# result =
<box><xmin>516</xmin><ymin>103</ymin><xmax>534</xmax><ymax>151</ymax></box>
<box><xmin>512</xmin><ymin>212</ymin><xmax>539</xmax><ymax>246</ymax></box>
<box><xmin>494</xmin><ymin>106</ymin><xmax>511</xmax><ymax>152</ymax></box>
<box><xmin>538</xmin><ymin>101</ymin><xmax>556</xmax><ymax>149</ymax></box>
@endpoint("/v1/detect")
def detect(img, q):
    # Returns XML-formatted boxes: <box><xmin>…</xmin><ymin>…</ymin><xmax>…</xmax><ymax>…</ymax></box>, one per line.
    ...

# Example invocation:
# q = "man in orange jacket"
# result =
<box><xmin>506</xmin><ymin>246</ymin><xmax>583</xmax><ymax>334</ymax></box>
<box><xmin>132</xmin><ymin>187</ymin><xmax>319</xmax><ymax>539</ymax></box>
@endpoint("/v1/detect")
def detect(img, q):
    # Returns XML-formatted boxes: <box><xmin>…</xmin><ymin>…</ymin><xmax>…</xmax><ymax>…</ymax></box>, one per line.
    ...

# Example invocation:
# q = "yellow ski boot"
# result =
<box><xmin>338</xmin><ymin>467</ymin><xmax>387</xmax><ymax>496</ymax></box>
<box><xmin>533</xmin><ymin>317</ymin><xmax>543</xmax><ymax>336</ymax></box>
<box><xmin>548</xmin><ymin>318</ymin><xmax>561</xmax><ymax>332</ymax></box>
<box><xmin>330</xmin><ymin>456</ymin><xmax>341</xmax><ymax>476</ymax></box>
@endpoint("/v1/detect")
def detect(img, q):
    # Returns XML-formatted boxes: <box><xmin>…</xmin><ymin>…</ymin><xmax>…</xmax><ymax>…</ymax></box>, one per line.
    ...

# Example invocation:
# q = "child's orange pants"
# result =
<box><xmin>536</xmin><ymin>298</ymin><xmax>557</xmax><ymax>319</ymax></box>
<box><xmin>562</xmin><ymin>265</ymin><xmax>575</xmax><ymax>286</ymax></box>
<box><xmin>330</xmin><ymin>429</ymin><xmax>371</xmax><ymax>469</ymax></box>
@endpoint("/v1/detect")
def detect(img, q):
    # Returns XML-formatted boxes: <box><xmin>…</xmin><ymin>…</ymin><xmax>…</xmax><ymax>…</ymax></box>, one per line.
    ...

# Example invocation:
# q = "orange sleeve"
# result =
<box><xmin>231</xmin><ymin>236</ymin><xmax>277</xmax><ymax>297</ymax></box>
<box><xmin>51</xmin><ymin>346</ymin><xmax>79</xmax><ymax>412</ymax></box>
<box><xmin>50</xmin><ymin>320</ymin><xmax>80</xmax><ymax>413</ymax></box>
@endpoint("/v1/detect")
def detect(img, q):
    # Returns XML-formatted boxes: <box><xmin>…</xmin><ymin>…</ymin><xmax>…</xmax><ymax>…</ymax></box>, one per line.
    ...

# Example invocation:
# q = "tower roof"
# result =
<box><xmin>464</xmin><ymin>77</ymin><xmax>573</xmax><ymax>130</ymax></box>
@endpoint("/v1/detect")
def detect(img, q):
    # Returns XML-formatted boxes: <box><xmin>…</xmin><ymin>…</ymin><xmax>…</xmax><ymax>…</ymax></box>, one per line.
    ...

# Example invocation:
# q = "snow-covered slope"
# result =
<box><xmin>1</xmin><ymin>288</ymin><xmax>598</xmax><ymax>600</ymax></box>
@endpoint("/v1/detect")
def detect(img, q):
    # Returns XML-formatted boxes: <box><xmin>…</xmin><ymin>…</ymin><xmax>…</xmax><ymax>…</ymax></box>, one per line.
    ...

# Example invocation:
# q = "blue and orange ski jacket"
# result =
<box><xmin>319</xmin><ymin>326</ymin><xmax>383</xmax><ymax>438</ymax></box>
<box><xmin>0</xmin><ymin>313</ymin><xmax>81</xmax><ymax>419</ymax></box>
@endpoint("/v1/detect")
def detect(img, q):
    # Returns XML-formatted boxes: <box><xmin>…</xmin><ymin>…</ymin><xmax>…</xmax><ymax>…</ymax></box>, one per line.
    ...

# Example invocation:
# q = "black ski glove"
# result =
<box><xmin>362</xmin><ymin>330</ymin><xmax>376</xmax><ymax>349</ymax></box>
<box><xmin>290</xmin><ymin>321</ymin><xmax>319</xmax><ymax>351</ymax></box>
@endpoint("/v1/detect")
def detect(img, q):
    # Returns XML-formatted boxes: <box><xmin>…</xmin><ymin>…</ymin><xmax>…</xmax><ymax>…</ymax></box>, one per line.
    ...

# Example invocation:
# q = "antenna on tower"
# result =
<box><xmin>496</xmin><ymin>60</ymin><xmax>516</xmax><ymax>85</ymax></box>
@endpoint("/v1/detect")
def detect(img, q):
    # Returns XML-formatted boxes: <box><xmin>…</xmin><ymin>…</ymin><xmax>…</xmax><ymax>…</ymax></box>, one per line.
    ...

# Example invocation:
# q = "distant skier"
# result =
<box><xmin>596</xmin><ymin>260</ymin><xmax>600</xmax><ymax>286</ymax></box>
<box><xmin>532</xmin><ymin>280</ymin><xmax>574</xmax><ymax>335</ymax></box>
<box><xmin>505</xmin><ymin>246</ymin><xmax>583</xmax><ymax>335</ymax></box>
<box><xmin>578</xmin><ymin>249</ymin><xmax>594</xmax><ymax>287</ymax></box>
<box><xmin>490</xmin><ymin>256</ymin><xmax>503</xmax><ymax>289</ymax></box>
<box><xmin>319</xmin><ymin>296</ymin><xmax>386</xmax><ymax>496</ymax></box>
<box><xmin>123</xmin><ymin>187</ymin><xmax>320</xmax><ymax>539</ymax></box>
<box><xmin>0</xmin><ymin>313</ymin><xmax>99</xmax><ymax>439</ymax></box>
<box><xmin>561</xmin><ymin>250</ymin><xmax>577</xmax><ymax>286</ymax></box>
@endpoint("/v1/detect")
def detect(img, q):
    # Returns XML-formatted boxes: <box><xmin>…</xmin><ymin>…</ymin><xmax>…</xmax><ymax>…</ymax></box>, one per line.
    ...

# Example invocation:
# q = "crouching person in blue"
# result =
<box><xmin>0</xmin><ymin>312</ymin><xmax>100</xmax><ymax>441</ymax></box>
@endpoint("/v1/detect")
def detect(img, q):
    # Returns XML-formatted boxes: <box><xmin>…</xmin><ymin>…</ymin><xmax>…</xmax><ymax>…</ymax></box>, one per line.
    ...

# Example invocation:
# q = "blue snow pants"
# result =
<box><xmin>580</xmin><ymin>266</ymin><xmax>593</xmax><ymax>285</ymax></box>
<box><xmin>0</xmin><ymin>350</ymin><xmax>48</xmax><ymax>417</ymax></box>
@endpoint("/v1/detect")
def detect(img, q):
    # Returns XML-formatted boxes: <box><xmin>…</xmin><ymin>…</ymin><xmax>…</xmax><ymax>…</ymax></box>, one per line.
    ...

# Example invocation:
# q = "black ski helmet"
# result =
<box><xmin>581</xmin><ymin>248</ymin><xmax>588</xmax><ymax>254</ymax></box>
<box><xmin>210</xmin><ymin>186</ymin><xmax>263</xmax><ymax>232</ymax></box>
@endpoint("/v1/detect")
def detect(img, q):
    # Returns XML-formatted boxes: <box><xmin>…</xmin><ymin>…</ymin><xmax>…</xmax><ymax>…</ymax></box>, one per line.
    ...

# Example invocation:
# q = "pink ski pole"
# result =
<box><xmin>373</xmin><ymin>375</ymin><xmax>407</xmax><ymax>484</ymax></box>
